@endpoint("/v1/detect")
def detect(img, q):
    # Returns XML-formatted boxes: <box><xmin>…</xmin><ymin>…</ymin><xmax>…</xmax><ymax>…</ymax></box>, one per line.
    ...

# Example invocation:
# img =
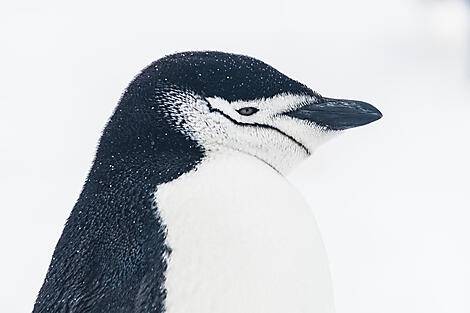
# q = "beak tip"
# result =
<box><xmin>371</xmin><ymin>109</ymin><xmax>383</xmax><ymax>122</ymax></box>
<box><xmin>371</xmin><ymin>105</ymin><xmax>383</xmax><ymax>118</ymax></box>
<box><xmin>339</xmin><ymin>100</ymin><xmax>383</xmax><ymax>129</ymax></box>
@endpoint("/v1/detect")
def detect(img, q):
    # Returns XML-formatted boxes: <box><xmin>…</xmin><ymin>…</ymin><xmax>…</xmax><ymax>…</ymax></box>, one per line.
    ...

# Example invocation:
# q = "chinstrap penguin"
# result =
<box><xmin>33</xmin><ymin>51</ymin><xmax>382</xmax><ymax>313</ymax></box>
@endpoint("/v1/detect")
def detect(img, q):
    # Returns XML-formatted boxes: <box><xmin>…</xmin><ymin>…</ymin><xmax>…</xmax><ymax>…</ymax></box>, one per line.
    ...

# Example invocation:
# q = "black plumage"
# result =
<box><xmin>33</xmin><ymin>51</ymin><xmax>309</xmax><ymax>313</ymax></box>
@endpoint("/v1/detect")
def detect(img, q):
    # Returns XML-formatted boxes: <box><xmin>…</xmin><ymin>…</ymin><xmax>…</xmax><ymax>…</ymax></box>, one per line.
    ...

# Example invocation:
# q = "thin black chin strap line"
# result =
<box><xmin>204</xmin><ymin>100</ymin><xmax>311</xmax><ymax>155</ymax></box>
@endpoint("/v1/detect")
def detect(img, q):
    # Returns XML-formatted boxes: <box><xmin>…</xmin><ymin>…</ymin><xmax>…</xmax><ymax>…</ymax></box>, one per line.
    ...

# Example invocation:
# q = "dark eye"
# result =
<box><xmin>237</xmin><ymin>107</ymin><xmax>259</xmax><ymax>116</ymax></box>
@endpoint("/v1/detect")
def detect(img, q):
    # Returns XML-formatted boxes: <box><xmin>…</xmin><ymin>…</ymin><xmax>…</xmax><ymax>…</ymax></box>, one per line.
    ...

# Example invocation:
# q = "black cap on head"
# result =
<box><xmin>149</xmin><ymin>51</ymin><xmax>314</xmax><ymax>102</ymax></box>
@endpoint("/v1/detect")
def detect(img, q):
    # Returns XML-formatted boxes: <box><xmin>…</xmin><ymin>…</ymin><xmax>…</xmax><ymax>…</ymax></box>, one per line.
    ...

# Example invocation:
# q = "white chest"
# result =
<box><xmin>155</xmin><ymin>150</ymin><xmax>334</xmax><ymax>313</ymax></box>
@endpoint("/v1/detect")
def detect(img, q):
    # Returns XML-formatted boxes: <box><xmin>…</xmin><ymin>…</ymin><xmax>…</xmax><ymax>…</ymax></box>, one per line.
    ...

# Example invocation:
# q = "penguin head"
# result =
<box><xmin>106</xmin><ymin>51</ymin><xmax>381</xmax><ymax>174</ymax></box>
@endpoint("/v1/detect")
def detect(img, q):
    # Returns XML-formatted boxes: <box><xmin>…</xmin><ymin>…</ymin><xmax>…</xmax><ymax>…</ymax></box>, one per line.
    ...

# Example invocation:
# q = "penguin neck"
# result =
<box><xmin>82</xmin><ymin>148</ymin><xmax>203</xmax><ymax>209</ymax></box>
<box><xmin>155</xmin><ymin>149</ymin><xmax>334</xmax><ymax>313</ymax></box>
<box><xmin>33</xmin><ymin>144</ymin><xmax>205</xmax><ymax>313</ymax></box>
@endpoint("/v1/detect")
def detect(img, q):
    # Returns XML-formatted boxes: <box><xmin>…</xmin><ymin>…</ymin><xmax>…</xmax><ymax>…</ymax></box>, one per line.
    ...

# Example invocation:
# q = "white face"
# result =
<box><xmin>165</xmin><ymin>91</ymin><xmax>338</xmax><ymax>174</ymax></box>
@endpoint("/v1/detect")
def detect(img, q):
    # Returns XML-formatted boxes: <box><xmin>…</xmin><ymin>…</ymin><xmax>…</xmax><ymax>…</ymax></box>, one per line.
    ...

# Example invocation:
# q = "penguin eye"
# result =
<box><xmin>237</xmin><ymin>107</ymin><xmax>259</xmax><ymax>116</ymax></box>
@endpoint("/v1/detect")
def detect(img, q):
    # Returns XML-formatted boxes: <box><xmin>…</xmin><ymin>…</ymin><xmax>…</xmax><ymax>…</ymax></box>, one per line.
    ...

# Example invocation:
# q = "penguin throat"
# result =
<box><xmin>154</xmin><ymin>150</ymin><xmax>334</xmax><ymax>313</ymax></box>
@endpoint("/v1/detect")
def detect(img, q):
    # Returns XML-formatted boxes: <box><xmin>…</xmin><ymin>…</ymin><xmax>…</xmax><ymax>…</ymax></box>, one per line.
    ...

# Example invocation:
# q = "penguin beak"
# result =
<box><xmin>284</xmin><ymin>98</ymin><xmax>382</xmax><ymax>130</ymax></box>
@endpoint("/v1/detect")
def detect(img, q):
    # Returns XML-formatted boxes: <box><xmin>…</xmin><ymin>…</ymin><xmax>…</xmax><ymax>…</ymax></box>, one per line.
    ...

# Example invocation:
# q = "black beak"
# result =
<box><xmin>284</xmin><ymin>98</ymin><xmax>382</xmax><ymax>130</ymax></box>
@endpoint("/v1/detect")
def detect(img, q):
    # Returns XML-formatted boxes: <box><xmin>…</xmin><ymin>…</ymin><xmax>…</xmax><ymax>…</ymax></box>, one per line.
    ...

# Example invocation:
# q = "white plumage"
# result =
<box><xmin>157</xmin><ymin>149</ymin><xmax>335</xmax><ymax>313</ymax></box>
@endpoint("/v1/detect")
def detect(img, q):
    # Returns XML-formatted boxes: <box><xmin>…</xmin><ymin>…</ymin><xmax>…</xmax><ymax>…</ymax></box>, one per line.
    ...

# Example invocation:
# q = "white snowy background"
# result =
<box><xmin>1</xmin><ymin>0</ymin><xmax>469</xmax><ymax>312</ymax></box>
